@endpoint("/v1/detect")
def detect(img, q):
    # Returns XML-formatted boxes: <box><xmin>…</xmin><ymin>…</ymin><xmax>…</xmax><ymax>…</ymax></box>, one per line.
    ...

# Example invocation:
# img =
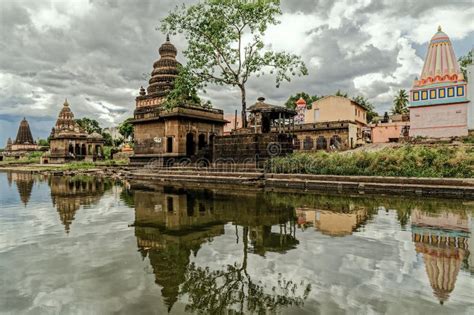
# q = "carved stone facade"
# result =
<box><xmin>131</xmin><ymin>37</ymin><xmax>226</xmax><ymax>165</ymax></box>
<box><xmin>3</xmin><ymin>118</ymin><xmax>38</xmax><ymax>157</ymax></box>
<box><xmin>42</xmin><ymin>100</ymin><xmax>104</xmax><ymax>164</ymax></box>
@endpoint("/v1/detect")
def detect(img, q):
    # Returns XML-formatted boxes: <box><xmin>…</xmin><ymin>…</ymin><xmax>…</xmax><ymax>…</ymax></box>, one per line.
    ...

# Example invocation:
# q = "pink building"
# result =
<box><xmin>370</xmin><ymin>115</ymin><xmax>410</xmax><ymax>143</ymax></box>
<box><xmin>409</xmin><ymin>27</ymin><xmax>470</xmax><ymax>138</ymax></box>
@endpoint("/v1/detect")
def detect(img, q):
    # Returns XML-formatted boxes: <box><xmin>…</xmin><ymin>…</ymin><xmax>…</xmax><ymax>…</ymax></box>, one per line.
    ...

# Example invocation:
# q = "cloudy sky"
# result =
<box><xmin>1</xmin><ymin>0</ymin><xmax>473</xmax><ymax>146</ymax></box>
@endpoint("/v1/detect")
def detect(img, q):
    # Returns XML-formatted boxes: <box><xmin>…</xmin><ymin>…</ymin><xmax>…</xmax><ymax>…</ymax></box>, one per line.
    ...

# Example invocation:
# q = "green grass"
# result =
<box><xmin>265</xmin><ymin>145</ymin><xmax>474</xmax><ymax>178</ymax></box>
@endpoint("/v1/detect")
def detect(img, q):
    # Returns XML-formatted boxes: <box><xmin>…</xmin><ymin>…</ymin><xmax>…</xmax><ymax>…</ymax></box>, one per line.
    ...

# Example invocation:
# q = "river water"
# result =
<box><xmin>0</xmin><ymin>171</ymin><xmax>473</xmax><ymax>314</ymax></box>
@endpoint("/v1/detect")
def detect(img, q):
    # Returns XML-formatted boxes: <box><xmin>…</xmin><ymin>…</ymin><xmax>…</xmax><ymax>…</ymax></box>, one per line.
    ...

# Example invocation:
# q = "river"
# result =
<box><xmin>0</xmin><ymin>171</ymin><xmax>473</xmax><ymax>314</ymax></box>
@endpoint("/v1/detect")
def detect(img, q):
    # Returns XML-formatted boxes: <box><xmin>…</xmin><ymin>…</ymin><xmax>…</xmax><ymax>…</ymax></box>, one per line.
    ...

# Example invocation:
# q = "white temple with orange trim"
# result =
<box><xmin>409</xmin><ymin>26</ymin><xmax>472</xmax><ymax>138</ymax></box>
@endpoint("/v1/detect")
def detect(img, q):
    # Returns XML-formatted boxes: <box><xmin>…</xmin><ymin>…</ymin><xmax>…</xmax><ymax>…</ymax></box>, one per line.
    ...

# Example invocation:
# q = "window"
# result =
<box><xmin>438</xmin><ymin>88</ymin><xmax>445</xmax><ymax>98</ymax></box>
<box><xmin>447</xmin><ymin>87</ymin><xmax>455</xmax><ymax>97</ymax></box>
<box><xmin>421</xmin><ymin>91</ymin><xmax>428</xmax><ymax>100</ymax></box>
<box><xmin>166</xmin><ymin>137</ymin><xmax>173</xmax><ymax>153</ymax></box>
<box><xmin>413</xmin><ymin>91</ymin><xmax>420</xmax><ymax>101</ymax></box>
<box><xmin>457</xmin><ymin>86</ymin><xmax>464</xmax><ymax>96</ymax></box>
<box><xmin>429</xmin><ymin>89</ymin><xmax>436</xmax><ymax>99</ymax></box>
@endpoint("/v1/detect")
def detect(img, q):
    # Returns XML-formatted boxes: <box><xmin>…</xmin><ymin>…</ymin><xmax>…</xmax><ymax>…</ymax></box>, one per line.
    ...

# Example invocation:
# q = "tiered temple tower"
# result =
<box><xmin>409</xmin><ymin>27</ymin><xmax>470</xmax><ymax>138</ymax></box>
<box><xmin>131</xmin><ymin>36</ymin><xmax>226</xmax><ymax>165</ymax></box>
<box><xmin>4</xmin><ymin>118</ymin><xmax>38</xmax><ymax>154</ymax></box>
<box><xmin>43</xmin><ymin>99</ymin><xmax>104</xmax><ymax>164</ymax></box>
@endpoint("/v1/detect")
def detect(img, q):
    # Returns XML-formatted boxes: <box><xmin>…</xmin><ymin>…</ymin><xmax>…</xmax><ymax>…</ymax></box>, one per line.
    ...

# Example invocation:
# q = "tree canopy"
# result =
<box><xmin>391</xmin><ymin>89</ymin><xmax>409</xmax><ymax>115</ymax></box>
<box><xmin>163</xmin><ymin>66</ymin><xmax>211</xmax><ymax>110</ymax></box>
<box><xmin>284</xmin><ymin>92</ymin><xmax>322</xmax><ymax>109</ymax></box>
<box><xmin>160</xmin><ymin>0</ymin><xmax>307</xmax><ymax>128</ymax></box>
<box><xmin>75</xmin><ymin>118</ymin><xmax>102</xmax><ymax>134</ymax></box>
<box><xmin>118</xmin><ymin>118</ymin><xmax>134</xmax><ymax>141</ymax></box>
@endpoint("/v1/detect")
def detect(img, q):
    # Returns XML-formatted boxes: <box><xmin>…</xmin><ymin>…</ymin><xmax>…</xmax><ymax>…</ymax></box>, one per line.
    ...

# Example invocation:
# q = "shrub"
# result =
<box><xmin>265</xmin><ymin>146</ymin><xmax>474</xmax><ymax>178</ymax></box>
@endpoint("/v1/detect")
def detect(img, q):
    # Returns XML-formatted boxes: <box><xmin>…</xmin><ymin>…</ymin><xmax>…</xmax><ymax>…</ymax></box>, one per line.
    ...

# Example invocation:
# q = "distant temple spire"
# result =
<box><xmin>438</xmin><ymin>25</ymin><xmax>442</xmax><ymax>32</ymax></box>
<box><xmin>14</xmin><ymin>117</ymin><xmax>35</xmax><ymax>145</ymax></box>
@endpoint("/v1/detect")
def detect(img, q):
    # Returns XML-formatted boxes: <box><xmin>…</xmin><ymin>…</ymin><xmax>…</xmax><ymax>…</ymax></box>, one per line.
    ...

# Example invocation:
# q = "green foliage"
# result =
<box><xmin>38</xmin><ymin>138</ymin><xmax>49</xmax><ymax>146</ymax></box>
<box><xmin>266</xmin><ymin>145</ymin><xmax>474</xmax><ymax>178</ymax></box>
<box><xmin>458</xmin><ymin>50</ymin><xmax>472</xmax><ymax>81</ymax></box>
<box><xmin>163</xmin><ymin>65</ymin><xmax>211</xmax><ymax>110</ymax></box>
<box><xmin>335</xmin><ymin>90</ymin><xmax>348</xmax><ymax>98</ymax></box>
<box><xmin>352</xmin><ymin>95</ymin><xmax>378</xmax><ymax>122</ymax></box>
<box><xmin>392</xmin><ymin>89</ymin><xmax>409</xmax><ymax>115</ymax></box>
<box><xmin>284</xmin><ymin>92</ymin><xmax>322</xmax><ymax>109</ymax></box>
<box><xmin>118</xmin><ymin>118</ymin><xmax>134</xmax><ymax>140</ymax></box>
<box><xmin>101</xmin><ymin>132</ymin><xmax>113</xmax><ymax>146</ymax></box>
<box><xmin>75</xmin><ymin>118</ymin><xmax>102</xmax><ymax>134</ymax></box>
<box><xmin>161</xmin><ymin>0</ymin><xmax>307</xmax><ymax>127</ymax></box>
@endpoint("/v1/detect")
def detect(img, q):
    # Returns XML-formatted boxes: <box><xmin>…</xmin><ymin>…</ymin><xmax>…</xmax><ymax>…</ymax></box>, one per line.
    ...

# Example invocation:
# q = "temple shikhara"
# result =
<box><xmin>3</xmin><ymin>118</ymin><xmax>38</xmax><ymax>157</ymax></box>
<box><xmin>409</xmin><ymin>27</ymin><xmax>473</xmax><ymax>138</ymax></box>
<box><xmin>42</xmin><ymin>100</ymin><xmax>104</xmax><ymax>164</ymax></box>
<box><xmin>131</xmin><ymin>36</ymin><xmax>227</xmax><ymax>165</ymax></box>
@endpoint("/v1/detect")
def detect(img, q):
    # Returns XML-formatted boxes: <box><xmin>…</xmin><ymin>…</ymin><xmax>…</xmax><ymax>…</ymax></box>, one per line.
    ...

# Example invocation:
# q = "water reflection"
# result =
<box><xmin>7</xmin><ymin>172</ymin><xmax>35</xmax><ymax>206</ymax></box>
<box><xmin>1</xmin><ymin>172</ymin><xmax>473</xmax><ymax>313</ymax></box>
<box><xmin>128</xmin><ymin>184</ymin><xmax>309</xmax><ymax>313</ymax></box>
<box><xmin>49</xmin><ymin>176</ymin><xmax>112</xmax><ymax>233</ymax></box>
<box><xmin>411</xmin><ymin>209</ymin><xmax>471</xmax><ymax>304</ymax></box>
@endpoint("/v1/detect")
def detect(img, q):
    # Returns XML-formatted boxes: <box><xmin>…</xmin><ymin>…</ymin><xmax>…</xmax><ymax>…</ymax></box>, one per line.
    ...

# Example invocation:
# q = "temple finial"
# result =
<box><xmin>166</xmin><ymin>34</ymin><xmax>170</xmax><ymax>42</ymax></box>
<box><xmin>64</xmin><ymin>98</ymin><xmax>69</xmax><ymax>106</ymax></box>
<box><xmin>438</xmin><ymin>25</ymin><xmax>442</xmax><ymax>32</ymax></box>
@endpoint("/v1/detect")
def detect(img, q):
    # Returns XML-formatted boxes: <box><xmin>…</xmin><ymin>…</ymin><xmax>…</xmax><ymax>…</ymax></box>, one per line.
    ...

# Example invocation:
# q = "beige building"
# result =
<box><xmin>296</xmin><ymin>207</ymin><xmax>369</xmax><ymax>237</ymax></box>
<box><xmin>304</xmin><ymin>96</ymin><xmax>368</xmax><ymax>144</ymax></box>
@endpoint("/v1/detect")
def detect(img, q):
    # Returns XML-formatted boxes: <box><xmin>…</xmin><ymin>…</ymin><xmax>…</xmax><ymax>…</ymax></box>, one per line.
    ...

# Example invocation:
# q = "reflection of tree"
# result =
<box><xmin>181</xmin><ymin>227</ymin><xmax>311</xmax><ymax>314</ymax></box>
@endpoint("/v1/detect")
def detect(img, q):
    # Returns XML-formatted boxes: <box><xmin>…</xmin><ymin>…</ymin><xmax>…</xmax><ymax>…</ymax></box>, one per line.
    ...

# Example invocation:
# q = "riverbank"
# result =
<box><xmin>2</xmin><ymin>160</ymin><xmax>473</xmax><ymax>199</ymax></box>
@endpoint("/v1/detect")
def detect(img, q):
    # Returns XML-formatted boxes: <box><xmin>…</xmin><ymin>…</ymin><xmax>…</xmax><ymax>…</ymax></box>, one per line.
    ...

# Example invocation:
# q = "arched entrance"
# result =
<box><xmin>81</xmin><ymin>144</ymin><xmax>87</xmax><ymax>156</ymax></box>
<box><xmin>68</xmin><ymin>144</ymin><xmax>74</xmax><ymax>155</ymax></box>
<box><xmin>330</xmin><ymin>135</ymin><xmax>342</xmax><ymax>150</ymax></box>
<box><xmin>198</xmin><ymin>134</ymin><xmax>206</xmax><ymax>150</ymax></box>
<box><xmin>316</xmin><ymin>136</ymin><xmax>327</xmax><ymax>150</ymax></box>
<box><xmin>303</xmin><ymin>137</ymin><xmax>314</xmax><ymax>150</ymax></box>
<box><xmin>186</xmin><ymin>133</ymin><xmax>195</xmax><ymax>156</ymax></box>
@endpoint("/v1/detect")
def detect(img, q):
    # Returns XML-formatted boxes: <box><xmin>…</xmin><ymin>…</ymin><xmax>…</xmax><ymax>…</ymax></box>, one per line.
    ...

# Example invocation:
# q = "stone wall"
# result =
<box><xmin>213</xmin><ymin>133</ymin><xmax>293</xmax><ymax>165</ymax></box>
<box><xmin>292</xmin><ymin>121</ymin><xmax>357</xmax><ymax>151</ymax></box>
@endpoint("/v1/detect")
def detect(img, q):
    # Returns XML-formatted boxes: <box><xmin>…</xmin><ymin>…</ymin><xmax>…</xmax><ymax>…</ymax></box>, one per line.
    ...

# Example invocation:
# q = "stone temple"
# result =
<box><xmin>42</xmin><ymin>99</ymin><xmax>104</xmax><ymax>164</ymax></box>
<box><xmin>3</xmin><ymin>117</ymin><xmax>38</xmax><ymax>157</ymax></box>
<box><xmin>131</xmin><ymin>36</ymin><xmax>227</xmax><ymax>165</ymax></box>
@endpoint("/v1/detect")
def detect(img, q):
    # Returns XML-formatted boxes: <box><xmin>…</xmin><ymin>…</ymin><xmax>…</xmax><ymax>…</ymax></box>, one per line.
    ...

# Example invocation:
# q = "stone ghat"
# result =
<box><xmin>131</xmin><ymin>168</ymin><xmax>474</xmax><ymax>200</ymax></box>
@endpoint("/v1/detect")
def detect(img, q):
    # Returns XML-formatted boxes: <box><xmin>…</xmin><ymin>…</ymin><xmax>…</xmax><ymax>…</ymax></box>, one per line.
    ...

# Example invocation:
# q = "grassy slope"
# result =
<box><xmin>266</xmin><ymin>144</ymin><xmax>474</xmax><ymax>178</ymax></box>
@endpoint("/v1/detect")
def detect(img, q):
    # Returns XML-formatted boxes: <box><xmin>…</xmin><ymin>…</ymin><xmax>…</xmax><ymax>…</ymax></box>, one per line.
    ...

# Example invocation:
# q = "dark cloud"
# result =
<box><xmin>0</xmin><ymin>0</ymin><xmax>472</xmax><ymax>146</ymax></box>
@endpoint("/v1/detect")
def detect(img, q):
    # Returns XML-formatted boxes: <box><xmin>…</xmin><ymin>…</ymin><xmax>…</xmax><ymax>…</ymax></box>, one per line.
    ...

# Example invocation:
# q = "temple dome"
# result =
<box><xmin>416</xmin><ymin>26</ymin><xmax>464</xmax><ymax>87</ymax></box>
<box><xmin>52</xmin><ymin>99</ymin><xmax>86</xmax><ymax>136</ymax></box>
<box><xmin>147</xmin><ymin>35</ymin><xmax>182</xmax><ymax>96</ymax></box>
<box><xmin>14</xmin><ymin>118</ymin><xmax>35</xmax><ymax>145</ymax></box>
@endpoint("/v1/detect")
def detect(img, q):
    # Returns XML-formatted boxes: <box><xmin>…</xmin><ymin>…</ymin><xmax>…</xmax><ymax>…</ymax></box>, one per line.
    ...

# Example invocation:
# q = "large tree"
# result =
<box><xmin>118</xmin><ymin>118</ymin><xmax>134</xmax><ymax>141</ymax></box>
<box><xmin>75</xmin><ymin>118</ymin><xmax>102</xmax><ymax>134</ymax></box>
<box><xmin>161</xmin><ymin>0</ymin><xmax>307</xmax><ymax>128</ymax></box>
<box><xmin>284</xmin><ymin>92</ymin><xmax>322</xmax><ymax>109</ymax></box>
<box><xmin>391</xmin><ymin>89</ymin><xmax>409</xmax><ymax>115</ymax></box>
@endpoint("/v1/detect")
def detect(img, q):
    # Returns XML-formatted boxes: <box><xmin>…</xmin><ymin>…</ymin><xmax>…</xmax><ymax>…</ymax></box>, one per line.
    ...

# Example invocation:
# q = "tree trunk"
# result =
<box><xmin>239</xmin><ymin>84</ymin><xmax>247</xmax><ymax>128</ymax></box>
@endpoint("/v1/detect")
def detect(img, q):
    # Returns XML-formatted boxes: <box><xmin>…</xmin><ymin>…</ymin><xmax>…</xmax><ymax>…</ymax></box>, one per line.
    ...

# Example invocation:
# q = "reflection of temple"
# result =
<box><xmin>411</xmin><ymin>209</ymin><xmax>471</xmax><ymax>304</ymax></box>
<box><xmin>7</xmin><ymin>172</ymin><xmax>34</xmax><ymax>206</ymax></box>
<box><xmin>49</xmin><ymin>176</ymin><xmax>109</xmax><ymax>233</ymax></box>
<box><xmin>296</xmin><ymin>207</ymin><xmax>369</xmax><ymax>237</ymax></box>
<box><xmin>130</xmin><ymin>185</ymin><xmax>297</xmax><ymax>311</ymax></box>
